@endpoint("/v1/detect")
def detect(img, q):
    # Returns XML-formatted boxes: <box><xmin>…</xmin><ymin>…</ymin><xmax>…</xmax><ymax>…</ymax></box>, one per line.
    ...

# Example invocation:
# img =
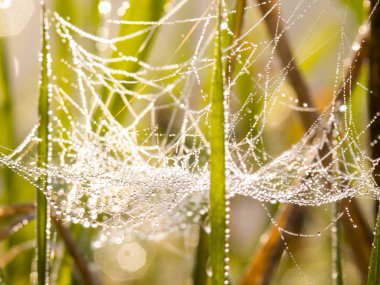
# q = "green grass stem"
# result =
<box><xmin>37</xmin><ymin>4</ymin><xmax>51</xmax><ymax>285</ymax></box>
<box><xmin>332</xmin><ymin>203</ymin><xmax>343</xmax><ymax>285</ymax></box>
<box><xmin>209</xmin><ymin>1</ymin><xmax>226</xmax><ymax>284</ymax></box>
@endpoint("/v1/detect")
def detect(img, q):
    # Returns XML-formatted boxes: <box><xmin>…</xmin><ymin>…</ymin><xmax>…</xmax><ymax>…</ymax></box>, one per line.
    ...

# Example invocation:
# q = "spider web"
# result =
<box><xmin>0</xmin><ymin>0</ymin><xmax>379</xmax><ymax>235</ymax></box>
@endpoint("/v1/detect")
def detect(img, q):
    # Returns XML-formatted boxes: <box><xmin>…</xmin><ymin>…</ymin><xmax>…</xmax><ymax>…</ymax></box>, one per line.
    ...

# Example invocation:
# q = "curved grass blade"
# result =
<box><xmin>112</xmin><ymin>0</ymin><xmax>168</xmax><ymax>73</ymax></box>
<box><xmin>209</xmin><ymin>0</ymin><xmax>226</xmax><ymax>284</ymax></box>
<box><xmin>106</xmin><ymin>0</ymin><xmax>168</xmax><ymax>122</ymax></box>
<box><xmin>37</xmin><ymin>4</ymin><xmax>51</xmax><ymax>285</ymax></box>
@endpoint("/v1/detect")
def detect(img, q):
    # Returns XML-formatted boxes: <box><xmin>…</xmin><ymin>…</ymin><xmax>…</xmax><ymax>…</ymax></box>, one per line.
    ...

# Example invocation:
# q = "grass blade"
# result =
<box><xmin>332</xmin><ymin>203</ymin><xmax>343</xmax><ymax>285</ymax></box>
<box><xmin>0</xmin><ymin>35</ymin><xmax>16</xmax><ymax>244</ymax></box>
<box><xmin>226</xmin><ymin>0</ymin><xmax>245</xmax><ymax>79</ymax></box>
<box><xmin>209</xmin><ymin>1</ymin><xmax>226</xmax><ymax>284</ymax></box>
<box><xmin>37</xmin><ymin>4</ymin><xmax>51</xmax><ymax>285</ymax></box>
<box><xmin>368</xmin><ymin>204</ymin><xmax>380</xmax><ymax>285</ymax></box>
<box><xmin>0</xmin><ymin>38</ymin><xmax>35</xmax><ymax>284</ymax></box>
<box><xmin>107</xmin><ymin>0</ymin><xmax>167</xmax><ymax>121</ymax></box>
<box><xmin>368</xmin><ymin>0</ymin><xmax>380</xmax><ymax>284</ymax></box>
<box><xmin>192</xmin><ymin>222</ymin><xmax>210</xmax><ymax>285</ymax></box>
<box><xmin>194</xmin><ymin>1</ymin><xmax>246</xmax><ymax>283</ymax></box>
<box><xmin>113</xmin><ymin>0</ymin><xmax>167</xmax><ymax>73</ymax></box>
<box><xmin>0</xmin><ymin>266</ymin><xmax>9</xmax><ymax>285</ymax></box>
<box><xmin>0</xmin><ymin>38</ymin><xmax>16</xmax><ymax>204</ymax></box>
<box><xmin>240</xmin><ymin>205</ymin><xmax>303</xmax><ymax>285</ymax></box>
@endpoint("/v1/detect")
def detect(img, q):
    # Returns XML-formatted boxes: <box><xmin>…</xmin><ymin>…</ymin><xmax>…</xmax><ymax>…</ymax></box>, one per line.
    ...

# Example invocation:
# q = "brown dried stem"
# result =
<box><xmin>0</xmin><ymin>213</ymin><xmax>35</xmax><ymax>242</ymax></box>
<box><xmin>240</xmin><ymin>205</ymin><xmax>303</xmax><ymax>285</ymax></box>
<box><xmin>257</xmin><ymin>0</ymin><xmax>318</xmax><ymax>129</ymax></box>
<box><xmin>51</xmin><ymin>216</ymin><xmax>101</xmax><ymax>285</ymax></box>
<box><xmin>0</xmin><ymin>203</ymin><xmax>35</xmax><ymax>219</ymax></box>
<box><xmin>240</xmin><ymin>1</ymin><xmax>371</xmax><ymax>284</ymax></box>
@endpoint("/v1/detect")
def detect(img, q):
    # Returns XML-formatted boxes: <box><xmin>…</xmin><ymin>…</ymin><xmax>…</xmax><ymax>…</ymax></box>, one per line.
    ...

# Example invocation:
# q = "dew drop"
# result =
<box><xmin>338</xmin><ymin>104</ymin><xmax>347</xmax><ymax>113</ymax></box>
<box><xmin>98</xmin><ymin>0</ymin><xmax>112</xmax><ymax>14</ymax></box>
<box><xmin>0</xmin><ymin>0</ymin><xmax>11</xmax><ymax>10</ymax></box>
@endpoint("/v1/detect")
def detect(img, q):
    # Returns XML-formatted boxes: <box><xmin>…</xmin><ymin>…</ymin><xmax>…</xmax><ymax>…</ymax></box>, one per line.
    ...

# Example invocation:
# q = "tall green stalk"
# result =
<box><xmin>209</xmin><ymin>0</ymin><xmax>226</xmax><ymax>284</ymax></box>
<box><xmin>194</xmin><ymin>0</ymin><xmax>246</xmax><ymax>283</ymax></box>
<box><xmin>332</xmin><ymin>203</ymin><xmax>343</xmax><ymax>285</ymax></box>
<box><xmin>37</xmin><ymin>4</ymin><xmax>51</xmax><ymax>285</ymax></box>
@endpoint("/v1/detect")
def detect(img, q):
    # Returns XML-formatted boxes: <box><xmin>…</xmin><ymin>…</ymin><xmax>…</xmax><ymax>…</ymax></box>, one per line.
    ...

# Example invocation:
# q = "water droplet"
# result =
<box><xmin>117</xmin><ymin>1</ymin><xmax>130</xmax><ymax>16</ymax></box>
<box><xmin>0</xmin><ymin>0</ymin><xmax>11</xmax><ymax>10</ymax></box>
<box><xmin>338</xmin><ymin>104</ymin><xmax>347</xmax><ymax>112</ymax></box>
<box><xmin>352</xmin><ymin>41</ymin><xmax>360</xmax><ymax>51</ymax></box>
<box><xmin>98</xmin><ymin>0</ymin><xmax>112</xmax><ymax>14</ymax></box>
<box><xmin>220</xmin><ymin>22</ymin><xmax>228</xmax><ymax>30</ymax></box>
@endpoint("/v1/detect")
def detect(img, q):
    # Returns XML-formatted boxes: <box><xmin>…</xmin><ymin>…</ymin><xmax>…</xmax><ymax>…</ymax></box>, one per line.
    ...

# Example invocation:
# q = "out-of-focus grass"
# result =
<box><xmin>0</xmin><ymin>35</ymin><xmax>34</xmax><ymax>285</ymax></box>
<box><xmin>0</xmin><ymin>39</ymin><xmax>15</xmax><ymax>204</ymax></box>
<box><xmin>193</xmin><ymin>1</ymin><xmax>247</xmax><ymax>283</ymax></box>
<box><xmin>108</xmin><ymin>0</ymin><xmax>168</xmax><ymax>122</ymax></box>
<box><xmin>193</xmin><ymin>224</ymin><xmax>209</xmax><ymax>285</ymax></box>
<box><xmin>52</xmin><ymin>2</ymin><xmax>101</xmax><ymax>284</ymax></box>
<box><xmin>339</xmin><ymin>0</ymin><xmax>366</xmax><ymax>23</ymax></box>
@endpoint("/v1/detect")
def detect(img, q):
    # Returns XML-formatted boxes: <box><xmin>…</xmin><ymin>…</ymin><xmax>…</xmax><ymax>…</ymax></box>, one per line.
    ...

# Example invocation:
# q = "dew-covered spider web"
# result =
<box><xmin>1</xmin><ymin>0</ymin><xmax>380</xmax><ymax>236</ymax></box>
